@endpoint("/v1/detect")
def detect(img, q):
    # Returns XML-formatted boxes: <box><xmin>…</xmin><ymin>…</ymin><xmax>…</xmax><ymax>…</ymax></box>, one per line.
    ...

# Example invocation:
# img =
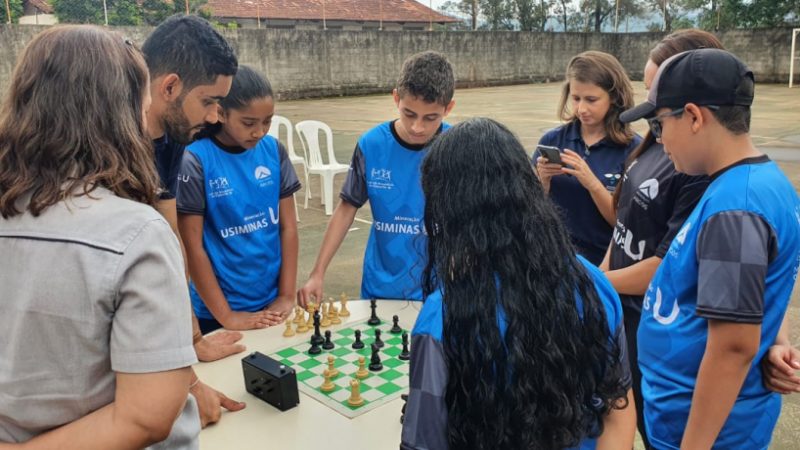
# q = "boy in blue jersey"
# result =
<box><xmin>620</xmin><ymin>49</ymin><xmax>800</xmax><ymax>449</ymax></box>
<box><xmin>298</xmin><ymin>51</ymin><xmax>455</xmax><ymax>305</ymax></box>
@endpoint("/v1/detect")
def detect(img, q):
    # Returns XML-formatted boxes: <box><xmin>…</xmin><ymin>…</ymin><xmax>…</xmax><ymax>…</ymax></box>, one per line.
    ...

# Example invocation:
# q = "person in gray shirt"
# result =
<box><xmin>0</xmin><ymin>26</ymin><xmax>198</xmax><ymax>449</ymax></box>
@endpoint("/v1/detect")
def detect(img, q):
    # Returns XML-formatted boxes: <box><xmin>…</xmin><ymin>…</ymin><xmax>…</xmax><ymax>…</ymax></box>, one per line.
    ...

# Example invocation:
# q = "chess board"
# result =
<box><xmin>269</xmin><ymin>318</ymin><xmax>410</xmax><ymax>419</ymax></box>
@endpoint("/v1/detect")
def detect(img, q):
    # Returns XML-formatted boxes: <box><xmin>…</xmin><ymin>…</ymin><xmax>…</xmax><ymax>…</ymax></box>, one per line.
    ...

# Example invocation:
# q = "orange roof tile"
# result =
<box><xmin>206</xmin><ymin>0</ymin><xmax>458</xmax><ymax>24</ymax></box>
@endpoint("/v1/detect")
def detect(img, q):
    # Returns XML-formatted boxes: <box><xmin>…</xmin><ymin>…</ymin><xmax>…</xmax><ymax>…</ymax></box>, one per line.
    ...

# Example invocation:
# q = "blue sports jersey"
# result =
<box><xmin>639</xmin><ymin>158</ymin><xmax>800</xmax><ymax>449</ymax></box>
<box><xmin>402</xmin><ymin>256</ymin><xmax>629</xmax><ymax>450</ymax></box>
<box><xmin>342</xmin><ymin>121</ymin><xmax>450</xmax><ymax>301</ymax></box>
<box><xmin>178</xmin><ymin>136</ymin><xmax>300</xmax><ymax>319</ymax></box>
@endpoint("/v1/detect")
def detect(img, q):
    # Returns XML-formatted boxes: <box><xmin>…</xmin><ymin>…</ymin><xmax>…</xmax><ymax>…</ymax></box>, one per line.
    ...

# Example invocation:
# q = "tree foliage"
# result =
<box><xmin>51</xmin><ymin>0</ymin><xmax>209</xmax><ymax>26</ymax></box>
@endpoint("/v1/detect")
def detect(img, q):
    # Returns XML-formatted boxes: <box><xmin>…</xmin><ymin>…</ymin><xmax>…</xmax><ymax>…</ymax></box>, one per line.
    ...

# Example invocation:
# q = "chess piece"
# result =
<box><xmin>399</xmin><ymin>332</ymin><xmax>411</xmax><ymax>361</ymax></box>
<box><xmin>296</xmin><ymin>313</ymin><xmax>309</xmax><ymax>333</ymax></box>
<box><xmin>367</xmin><ymin>298</ymin><xmax>381</xmax><ymax>325</ymax></box>
<box><xmin>305</xmin><ymin>303</ymin><xmax>315</xmax><ymax>329</ymax></box>
<box><xmin>308</xmin><ymin>338</ymin><xmax>322</xmax><ymax>355</ymax></box>
<box><xmin>390</xmin><ymin>315</ymin><xmax>402</xmax><ymax>334</ymax></box>
<box><xmin>311</xmin><ymin>310</ymin><xmax>324</xmax><ymax>346</ymax></box>
<box><xmin>330</xmin><ymin>304</ymin><xmax>342</xmax><ymax>325</ymax></box>
<box><xmin>369</xmin><ymin>343</ymin><xmax>383</xmax><ymax>371</ymax></box>
<box><xmin>374</xmin><ymin>328</ymin><xmax>384</xmax><ymax>349</ymax></box>
<box><xmin>339</xmin><ymin>292</ymin><xmax>350</xmax><ymax>317</ymax></box>
<box><xmin>400</xmin><ymin>393</ymin><xmax>409</xmax><ymax>424</ymax></box>
<box><xmin>282</xmin><ymin>320</ymin><xmax>295</xmax><ymax>337</ymax></box>
<box><xmin>355</xmin><ymin>356</ymin><xmax>369</xmax><ymax>379</ymax></box>
<box><xmin>292</xmin><ymin>306</ymin><xmax>303</xmax><ymax>324</ymax></box>
<box><xmin>320</xmin><ymin>370</ymin><xmax>335</xmax><ymax>393</ymax></box>
<box><xmin>320</xmin><ymin>303</ymin><xmax>331</xmax><ymax>327</ymax></box>
<box><xmin>347</xmin><ymin>378</ymin><xmax>364</xmax><ymax>407</ymax></box>
<box><xmin>322</xmin><ymin>330</ymin><xmax>335</xmax><ymax>350</ymax></box>
<box><xmin>352</xmin><ymin>329</ymin><xmax>365</xmax><ymax>350</ymax></box>
<box><xmin>325</xmin><ymin>355</ymin><xmax>340</xmax><ymax>378</ymax></box>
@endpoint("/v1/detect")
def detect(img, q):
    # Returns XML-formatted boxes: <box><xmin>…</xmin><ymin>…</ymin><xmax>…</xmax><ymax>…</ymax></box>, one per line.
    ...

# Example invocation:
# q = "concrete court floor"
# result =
<box><xmin>275</xmin><ymin>82</ymin><xmax>800</xmax><ymax>448</ymax></box>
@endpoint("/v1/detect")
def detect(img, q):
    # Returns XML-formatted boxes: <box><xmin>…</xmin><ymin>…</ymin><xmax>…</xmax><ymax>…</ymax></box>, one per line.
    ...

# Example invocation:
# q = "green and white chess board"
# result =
<box><xmin>270</xmin><ymin>319</ymin><xmax>410</xmax><ymax>419</ymax></box>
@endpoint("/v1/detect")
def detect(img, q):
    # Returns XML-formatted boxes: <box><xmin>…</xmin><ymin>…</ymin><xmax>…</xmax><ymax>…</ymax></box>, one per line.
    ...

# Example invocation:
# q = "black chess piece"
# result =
<box><xmin>368</xmin><ymin>343</ymin><xmax>383</xmax><ymax>371</ymax></box>
<box><xmin>399</xmin><ymin>332</ymin><xmax>410</xmax><ymax>361</ymax></box>
<box><xmin>352</xmin><ymin>329</ymin><xmax>365</xmax><ymax>350</ymax></box>
<box><xmin>400</xmin><ymin>393</ymin><xmax>409</xmax><ymax>424</ymax></box>
<box><xmin>367</xmin><ymin>298</ymin><xmax>381</xmax><ymax>326</ymax></box>
<box><xmin>390</xmin><ymin>315</ymin><xmax>402</xmax><ymax>334</ymax></box>
<box><xmin>308</xmin><ymin>339</ymin><xmax>322</xmax><ymax>355</ymax></box>
<box><xmin>374</xmin><ymin>328</ymin><xmax>384</xmax><ymax>349</ymax></box>
<box><xmin>322</xmin><ymin>330</ymin><xmax>334</xmax><ymax>350</ymax></box>
<box><xmin>310</xmin><ymin>310</ymin><xmax>324</xmax><ymax>346</ymax></box>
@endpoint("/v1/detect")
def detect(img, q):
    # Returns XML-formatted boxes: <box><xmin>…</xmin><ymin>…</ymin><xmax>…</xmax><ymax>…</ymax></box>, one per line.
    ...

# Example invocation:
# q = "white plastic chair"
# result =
<box><xmin>267</xmin><ymin>115</ymin><xmax>304</xmax><ymax>221</ymax></box>
<box><xmin>295</xmin><ymin>120</ymin><xmax>350</xmax><ymax>216</ymax></box>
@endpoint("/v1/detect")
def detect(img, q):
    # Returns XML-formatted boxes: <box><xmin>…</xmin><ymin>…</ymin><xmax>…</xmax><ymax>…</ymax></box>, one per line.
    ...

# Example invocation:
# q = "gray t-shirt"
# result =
<box><xmin>0</xmin><ymin>188</ymin><xmax>199</xmax><ymax>447</ymax></box>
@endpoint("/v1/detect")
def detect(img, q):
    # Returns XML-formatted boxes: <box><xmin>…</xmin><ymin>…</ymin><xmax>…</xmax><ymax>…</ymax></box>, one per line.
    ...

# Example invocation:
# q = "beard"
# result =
<box><xmin>163</xmin><ymin>98</ymin><xmax>196</xmax><ymax>145</ymax></box>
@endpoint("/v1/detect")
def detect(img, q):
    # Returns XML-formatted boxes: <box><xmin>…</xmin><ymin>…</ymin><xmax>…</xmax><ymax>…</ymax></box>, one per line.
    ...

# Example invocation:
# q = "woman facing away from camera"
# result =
<box><xmin>0</xmin><ymin>26</ymin><xmax>198</xmax><ymax>449</ymax></box>
<box><xmin>401</xmin><ymin>118</ymin><xmax>635</xmax><ymax>450</ymax></box>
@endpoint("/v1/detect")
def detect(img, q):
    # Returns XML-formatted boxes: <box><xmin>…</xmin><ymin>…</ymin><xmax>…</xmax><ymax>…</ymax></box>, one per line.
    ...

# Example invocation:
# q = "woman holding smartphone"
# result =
<box><xmin>534</xmin><ymin>51</ymin><xmax>641</xmax><ymax>265</ymax></box>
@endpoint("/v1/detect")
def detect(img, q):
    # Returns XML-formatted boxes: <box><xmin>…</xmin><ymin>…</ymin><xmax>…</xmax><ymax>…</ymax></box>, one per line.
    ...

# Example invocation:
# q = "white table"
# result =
<box><xmin>195</xmin><ymin>300</ymin><xmax>423</xmax><ymax>450</ymax></box>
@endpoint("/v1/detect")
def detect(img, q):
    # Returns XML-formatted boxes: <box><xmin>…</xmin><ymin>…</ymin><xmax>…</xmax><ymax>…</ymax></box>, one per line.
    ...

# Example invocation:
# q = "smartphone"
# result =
<box><xmin>536</xmin><ymin>145</ymin><xmax>565</xmax><ymax>166</ymax></box>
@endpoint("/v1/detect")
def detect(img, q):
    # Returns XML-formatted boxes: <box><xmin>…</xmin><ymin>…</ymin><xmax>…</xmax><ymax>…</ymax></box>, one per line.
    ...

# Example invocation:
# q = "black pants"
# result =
<box><xmin>198</xmin><ymin>317</ymin><xmax>224</xmax><ymax>335</ymax></box>
<box><xmin>623</xmin><ymin>303</ymin><xmax>653</xmax><ymax>450</ymax></box>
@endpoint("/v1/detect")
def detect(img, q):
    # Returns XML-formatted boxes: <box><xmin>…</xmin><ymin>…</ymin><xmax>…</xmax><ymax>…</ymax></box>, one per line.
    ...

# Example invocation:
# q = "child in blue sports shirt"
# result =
<box><xmin>298</xmin><ymin>51</ymin><xmax>455</xmax><ymax>306</ymax></box>
<box><xmin>401</xmin><ymin>118</ymin><xmax>635</xmax><ymax>450</ymax></box>
<box><xmin>620</xmin><ymin>49</ymin><xmax>800</xmax><ymax>449</ymax></box>
<box><xmin>178</xmin><ymin>66</ymin><xmax>301</xmax><ymax>334</ymax></box>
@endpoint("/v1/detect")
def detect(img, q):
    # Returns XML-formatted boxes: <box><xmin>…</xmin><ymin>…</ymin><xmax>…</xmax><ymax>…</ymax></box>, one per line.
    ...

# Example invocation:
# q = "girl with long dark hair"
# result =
<box><xmin>401</xmin><ymin>118</ymin><xmax>634</xmax><ymax>450</ymax></box>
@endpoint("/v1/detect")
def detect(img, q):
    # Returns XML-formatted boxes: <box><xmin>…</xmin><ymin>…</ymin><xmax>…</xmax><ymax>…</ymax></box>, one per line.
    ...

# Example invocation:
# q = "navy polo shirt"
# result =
<box><xmin>153</xmin><ymin>134</ymin><xmax>186</xmax><ymax>200</ymax></box>
<box><xmin>534</xmin><ymin>121</ymin><xmax>641</xmax><ymax>265</ymax></box>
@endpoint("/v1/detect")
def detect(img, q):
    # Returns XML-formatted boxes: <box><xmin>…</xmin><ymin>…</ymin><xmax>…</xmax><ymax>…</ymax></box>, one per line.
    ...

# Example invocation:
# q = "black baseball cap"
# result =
<box><xmin>620</xmin><ymin>48</ymin><xmax>754</xmax><ymax>123</ymax></box>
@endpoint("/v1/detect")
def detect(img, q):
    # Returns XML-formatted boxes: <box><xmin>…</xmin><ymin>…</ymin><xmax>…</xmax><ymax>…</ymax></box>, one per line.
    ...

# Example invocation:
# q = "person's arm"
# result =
<box><xmin>178</xmin><ymin>213</ymin><xmax>281</xmax><ymax>330</ymax></box>
<box><xmin>681</xmin><ymin>321</ymin><xmax>761</xmax><ymax>449</ymax></box>
<box><xmin>602</xmin><ymin>256</ymin><xmax>662</xmax><ymax>296</ymax></box>
<box><xmin>298</xmin><ymin>144</ymin><xmax>366</xmax><ymax>307</ymax></box>
<box><xmin>400</xmin><ymin>334</ymin><xmax>448</xmax><ymax>450</ymax></box>
<box><xmin>266</xmin><ymin>195</ymin><xmax>299</xmax><ymax>318</ymax></box>
<box><xmin>599</xmin><ymin>242</ymin><xmax>612</xmax><ymax>271</ymax></box>
<box><xmin>560</xmin><ymin>149</ymin><xmax>615</xmax><ymax>226</ymax></box>
<box><xmin>681</xmin><ymin>211</ymin><xmax>776</xmax><ymax>448</ymax></box>
<box><xmin>9</xmin><ymin>370</ymin><xmax>191</xmax><ymax>450</ymax></box>
<box><xmin>762</xmin><ymin>315</ymin><xmax>800</xmax><ymax>394</ymax></box>
<box><xmin>297</xmin><ymin>201</ymin><xmax>358</xmax><ymax>307</ymax></box>
<box><xmin>595</xmin><ymin>388</ymin><xmax>636</xmax><ymax>450</ymax></box>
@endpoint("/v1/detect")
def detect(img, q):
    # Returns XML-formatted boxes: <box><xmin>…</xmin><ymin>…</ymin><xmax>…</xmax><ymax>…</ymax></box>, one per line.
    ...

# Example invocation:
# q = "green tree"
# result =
<box><xmin>5</xmin><ymin>0</ymin><xmax>23</xmax><ymax>23</ymax></box>
<box><xmin>108</xmin><ymin>0</ymin><xmax>142</xmax><ymax>25</ymax></box>
<box><xmin>514</xmin><ymin>0</ymin><xmax>553</xmax><ymax>31</ymax></box>
<box><xmin>480</xmin><ymin>0</ymin><xmax>514</xmax><ymax>29</ymax></box>
<box><xmin>52</xmin><ymin>0</ymin><xmax>103</xmax><ymax>24</ymax></box>
<box><xmin>688</xmin><ymin>0</ymin><xmax>800</xmax><ymax>30</ymax></box>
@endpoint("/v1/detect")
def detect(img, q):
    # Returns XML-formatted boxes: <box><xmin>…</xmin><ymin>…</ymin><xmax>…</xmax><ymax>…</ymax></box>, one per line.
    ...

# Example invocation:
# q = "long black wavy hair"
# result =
<box><xmin>421</xmin><ymin>118</ymin><xmax>628</xmax><ymax>449</ymax></box>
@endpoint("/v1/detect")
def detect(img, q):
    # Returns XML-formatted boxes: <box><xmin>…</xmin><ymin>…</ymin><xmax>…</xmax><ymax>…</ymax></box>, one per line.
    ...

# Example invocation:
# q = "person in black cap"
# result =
<box><xmin>621</xmin><ymin>48</ymin><xmax>800</xmax><ymax>449</ymax></box>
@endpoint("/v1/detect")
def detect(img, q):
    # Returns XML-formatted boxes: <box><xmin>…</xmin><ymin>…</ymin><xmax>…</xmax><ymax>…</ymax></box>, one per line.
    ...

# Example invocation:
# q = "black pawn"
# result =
<box><xmin>310</xmin><ymin>310</ymin><xmax>324</xmax><ymax>346</ymax></box>
<box><xmin>398</xmin><ymin>332</ymin><xmax>410</xmax><ymax>361</ymax></box>
<box><xmin>374</xmin><ymin>328</ymin><xmax>384</xmax><ymax>349</ymax></box>
<box><xmin>308</xmin><ymin>339</ymin><xmax>322</xmax><ymax>355</ymax></box>
<box><xmin>390</xmin><ymin>315</ymin><xmax>402</xmax><ymax>334</ymax></box>
<box><xmin>369</xmin><ymin>343</ymin><xmax>383</xmax><ymax>371</ymax></box>
<box><xmin>352</xmin><ymin>329</ymin><xmax>365</xmax><ymax>350</ymax></box>
<box><xmin>367</xmin><ymin>298</ymin><xmax>381</xmax><ymax>325</ymax></box>
<box><xmin>322</xmin><ymin>330</ymin><xmax>334</xmax><ymax>350</ymax></box>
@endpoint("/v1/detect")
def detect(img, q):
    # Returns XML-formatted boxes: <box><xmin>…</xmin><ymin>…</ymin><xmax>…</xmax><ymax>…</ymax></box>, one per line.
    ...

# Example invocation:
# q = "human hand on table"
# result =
<box><xmin>220</xmin><ymin>310</ymin><xmax>283</xmax><ymax>331</ymax></box>
<box><xmin>265</xmin><ymin>295</ymin><xmax>295</xmax><ymax>321</ymax></box>
<box><xmin>559</xmin><ymin>149</ymin><xmax>606</xmax><ymax>193</ymax></box>
<box><xmin>762</xmin><ymin>343</ymin><xmax>800</xmax><ymax>394</ymax></box>
<box><xmin>195</xmin><ymin>330</ymin><xmax>246</xmax><ymax>362</ymax></box>
<box><xmin>191</xmin><ymin>379</ymin><xmax>246</xmax><ymax>428</ymax></box>
<box><xmin>297</xmin><ymin>275</ymin><xmax>323</xmax><ymax>309</ymax></box>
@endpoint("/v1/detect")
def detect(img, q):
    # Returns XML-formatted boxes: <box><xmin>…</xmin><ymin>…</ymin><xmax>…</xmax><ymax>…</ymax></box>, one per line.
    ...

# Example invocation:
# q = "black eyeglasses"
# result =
<box><xmin>646</xmin><ymin>105</ymin><xmax>719</xmax><ymax>139</ymax></box>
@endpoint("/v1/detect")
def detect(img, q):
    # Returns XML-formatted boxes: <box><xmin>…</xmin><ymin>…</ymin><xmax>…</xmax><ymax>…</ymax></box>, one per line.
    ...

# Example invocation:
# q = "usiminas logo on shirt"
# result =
<box><xmin>219</xmin><ymin>209</ymin><xmax>279</xmax><ymax>239</ymax></box>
